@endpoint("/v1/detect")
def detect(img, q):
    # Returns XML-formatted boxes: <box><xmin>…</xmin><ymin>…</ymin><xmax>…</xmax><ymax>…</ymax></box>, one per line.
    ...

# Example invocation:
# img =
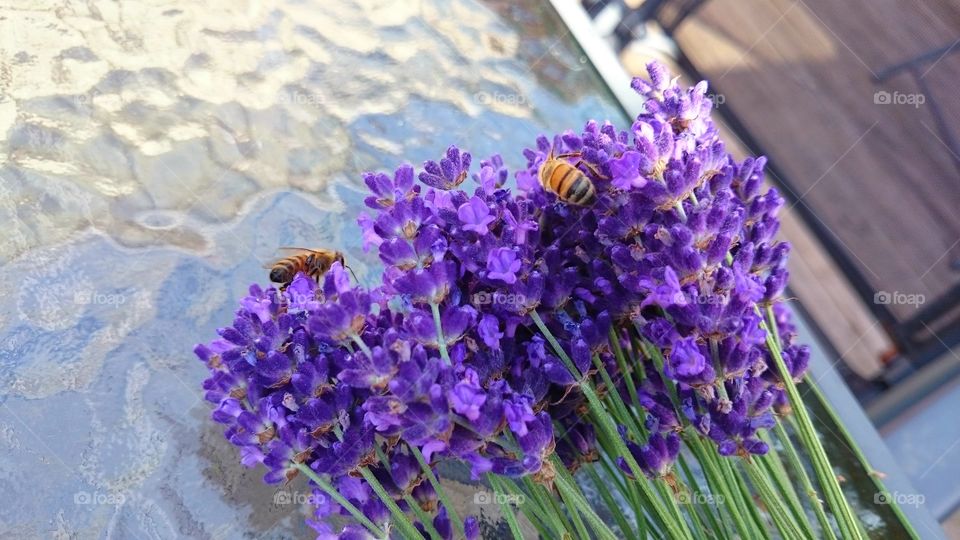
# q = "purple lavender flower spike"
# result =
<box><xmin>420</xmin><ymin>145</ymin><xmax>472</xmax><ymax>190</ymax></box>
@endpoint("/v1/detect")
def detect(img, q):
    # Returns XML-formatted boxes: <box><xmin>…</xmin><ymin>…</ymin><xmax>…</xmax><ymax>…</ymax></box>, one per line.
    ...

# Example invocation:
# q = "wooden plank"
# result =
<box><xmin>674</xmin><ymin>0</ymin><xmax>960</xmax><ymax>323</ymax></box>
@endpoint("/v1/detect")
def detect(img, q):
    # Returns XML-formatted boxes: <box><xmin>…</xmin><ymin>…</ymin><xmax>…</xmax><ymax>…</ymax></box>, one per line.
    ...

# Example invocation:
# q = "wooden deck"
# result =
<box><xmin>666</xmin><ymin>0</ymin><xmax>960</xmax><ymax>367</ymax></box>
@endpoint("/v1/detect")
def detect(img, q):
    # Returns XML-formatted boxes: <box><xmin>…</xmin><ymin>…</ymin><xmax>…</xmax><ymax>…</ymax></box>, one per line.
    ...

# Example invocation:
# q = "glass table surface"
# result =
<box><xmin>0</xmin><ymin>1</ymin><xmax>623</xmax><ymax>537</ymax></box>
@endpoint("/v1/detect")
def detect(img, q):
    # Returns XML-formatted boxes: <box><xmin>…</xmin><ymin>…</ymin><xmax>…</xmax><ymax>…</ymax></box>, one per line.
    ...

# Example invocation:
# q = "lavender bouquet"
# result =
<box><xmin>195</xmin><ymin>63</ymin><xmax>917</xmax><ymax>539</ymax></box>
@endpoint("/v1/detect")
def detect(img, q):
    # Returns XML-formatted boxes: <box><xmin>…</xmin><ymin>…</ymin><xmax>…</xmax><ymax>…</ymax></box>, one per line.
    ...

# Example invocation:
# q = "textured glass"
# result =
<box><xmin>0</xmin><ymin>1</ymin><xmax>622</xmax><ymax>537</ymax></box>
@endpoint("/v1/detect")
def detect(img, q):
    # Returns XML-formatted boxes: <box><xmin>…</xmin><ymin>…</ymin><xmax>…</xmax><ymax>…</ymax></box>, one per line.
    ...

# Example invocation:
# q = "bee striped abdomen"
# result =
<box><xmin>542</xmin><ymin>160</ymin><xmax>596</xmax><ymax>206</ymax></box>
<box><xmin>270</xmin><ymin>261</ymin><xmax>296</xmax><ymax>283</ymax></box>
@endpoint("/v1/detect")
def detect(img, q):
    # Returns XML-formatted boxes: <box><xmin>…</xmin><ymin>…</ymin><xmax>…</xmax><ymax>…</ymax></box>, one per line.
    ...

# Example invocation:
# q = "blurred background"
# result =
<box><xmin>0</xmin><ymin>0</ymin><xmax>957</xmax><ymax>537</ymax></box>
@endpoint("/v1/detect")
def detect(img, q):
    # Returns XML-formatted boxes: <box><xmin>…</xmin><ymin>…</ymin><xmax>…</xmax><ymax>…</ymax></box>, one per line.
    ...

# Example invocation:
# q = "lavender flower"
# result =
<box><xmin>196</xmin><ymin>60</ymin><xmax>804</xmax><ymax>537</ymax></box>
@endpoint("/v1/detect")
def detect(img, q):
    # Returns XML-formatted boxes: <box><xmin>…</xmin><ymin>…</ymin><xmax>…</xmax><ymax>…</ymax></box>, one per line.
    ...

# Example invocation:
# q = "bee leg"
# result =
<box><xmin>553</xmin><ymin>151</ymin><xmax>609</xmax><ymax>179</ymax></box>
<box><xmin>573</xmin><ymin>159</ymin><xmax>609</xmax><ymax>180</ymax></box>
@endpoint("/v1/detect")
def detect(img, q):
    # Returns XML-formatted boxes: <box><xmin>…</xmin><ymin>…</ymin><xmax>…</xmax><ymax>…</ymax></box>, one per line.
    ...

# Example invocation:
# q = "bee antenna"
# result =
<box><xmin>344</xmin><ymin>264</ymin><xmax>359</xmax><ymax>284</ymax></box>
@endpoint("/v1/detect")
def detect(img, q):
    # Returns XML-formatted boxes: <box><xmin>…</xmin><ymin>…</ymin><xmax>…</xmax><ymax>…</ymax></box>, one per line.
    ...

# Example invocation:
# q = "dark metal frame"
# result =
<box><xmin>583</xmin><ymin>0</ymin><xmax>707</xmax><ymax>50</ymax></box>
<box><xmin>872</xmin><ymin>43</ymin><xmax>960</xmax><ymax>369</ymax></box>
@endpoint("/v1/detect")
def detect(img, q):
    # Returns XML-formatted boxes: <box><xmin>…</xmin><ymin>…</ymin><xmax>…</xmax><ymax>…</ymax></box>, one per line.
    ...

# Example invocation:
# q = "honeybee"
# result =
<box><xmin>537</xmin><ymin>148</ymin><xmax>604</xmax><ymax>206</ymax></box>
<box><xmin>264</xmin><ymin>247</ymin><xmax>344</xmax><ymax>287</ymax></box>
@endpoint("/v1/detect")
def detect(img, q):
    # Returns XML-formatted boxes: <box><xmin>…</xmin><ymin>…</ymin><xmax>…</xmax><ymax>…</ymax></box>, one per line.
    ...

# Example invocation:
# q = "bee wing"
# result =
<box><xmin>277</xmin><ymin>246</ymin><xmax>344</xmax><ymax>257</ymax></box>
<box><xmin>261</xmin><ymin>257</ymin><xmax>287</xmax><ymax>269</ymax></box>
<box><xmin>263</xmin><ymin>247</ymin><xmax>341</xmax><ymax>269</ymax></box>
<box><xmin>276</xmin><ymin>246</ymin><xmax>320</xmax><ymax>254</ymax></box>
<box><xmin>260</xmin><ymin>247</ymin><xmax>311</xmax><ymax>268</ymax></box>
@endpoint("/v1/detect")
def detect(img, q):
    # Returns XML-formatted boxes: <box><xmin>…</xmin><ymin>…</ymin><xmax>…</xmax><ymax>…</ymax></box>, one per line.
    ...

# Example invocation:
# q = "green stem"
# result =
<box><xmin>409</xmin><ymin>446</ymin><xmax>466</xmax><ymax>539</ymax></box>
<box><xmin>589</xmin><ymin>410</ymin><xmax>669</xmax><ymax>537</ymax></box>
<box><xmin>757</xmin><ymin>433</ymin><xmax>816</xmax><ymax>539</ymax></box>
<box><xmin>293</xmin><ymin>462</ymin><xmax>385</xmax><ymax>538</ymax></box>
<box><xmin>724</xmin><ymin>456</ymin><xmax>771</xmax><ymax>539</ymax></box>
<box><xmin>591</xmin><ymin>353</ymin><xmax>648</xmax><ymax>440</ymax></box>
<box><xmin>774</xmin><ymin>420</ymin><xmax>836</xmax><ymax>539</ymax></box>
<box><xmin>489</xmin><ymin>476</ymin><xmax>555</xmax><ymax>539</ymax></box>
<box><xmin>350</xmin><ymin>333</ymin><xmax>372</xmax><ymax>358</ymax></box>
<box><xmin>758</xmin><ymin>306</ymin><xmax>862</xmax><ymax>539</ymax></box>
<box><xmin>404</xmin><ymin>492</ymin><xmax>443</xmax><ymax>540</ymax></box>
<box><xmin>555</xmin><ymin>475</ymin><xmax>592</xmax><ymax>540</ymax></box>
<box><xmin>586</xmin><ymin>464</ymin><xmax>640</xmax><ymax>540</ymax></box>
<box><xmin>679</xmin><ymin>489</ymin><xmax>711</xmax><ymax>540</ymax></box>
<box><xmin>488</xmin><ymin>475</ymin><xmax>527</xmax><ymax>540</ymax></box>
<box><xmin>358</xmin><ymin>467</ymin><xmax>424</xmax><ymax>540</ymax></box>
<box><xmin>599</xmin><ymin>454</ymin><xmax>650</xmax><ymax>536</ymax></box>
<box><xmin>684</xmin><ymin>433</ymin><xmax>756</xmax><ymax>540</ymax></box>
<box><xmin>523</xmin><ymin>476</ymin><xmax>575</xmax><ymax>538</ymax></box>
<box><xmin>430</xmin><ymin>302</ymin><xmax>451</xmax><ymax>365</ymax></box>
<box><xmin>374</xmin><ymin>445</ymin><xmax>441</xmax><ymax>540</ymax></box>
<box><xmin>654</xmin><ymin>477</ymin><xmax>695</xmax><ymax>539</ymax></box>
<box><xmin>800</xmin><ymin>376</ymin><xmax>921</xmax><ymax>540</ymax></box>
<box><xmin>552</xmin><ymin>463</ymin><xmax>622</xmax><ymax>540</ymax></box>
<box><xmin>677</xmin><ymin>453</ymin><xmax>728</xmax><ymax>540</ymax></box>
<box><xmin>587</xmin><ymin>384</ymin><xmax>688</xmax><ymax>537</ymax></box>
<box><xmin>609</xmin><ymin>327</ymin><xmax>645</xmax><ymax>414</ymax></box>
<box><xmin>745</xmin><ymin>461</ymin><xmax>804</xmax><ymax>540</ymax></box>
<box><xmin>530</xmin><ymin>310</ymin><xmax>578</xmax><ymax>374</ymax></box>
